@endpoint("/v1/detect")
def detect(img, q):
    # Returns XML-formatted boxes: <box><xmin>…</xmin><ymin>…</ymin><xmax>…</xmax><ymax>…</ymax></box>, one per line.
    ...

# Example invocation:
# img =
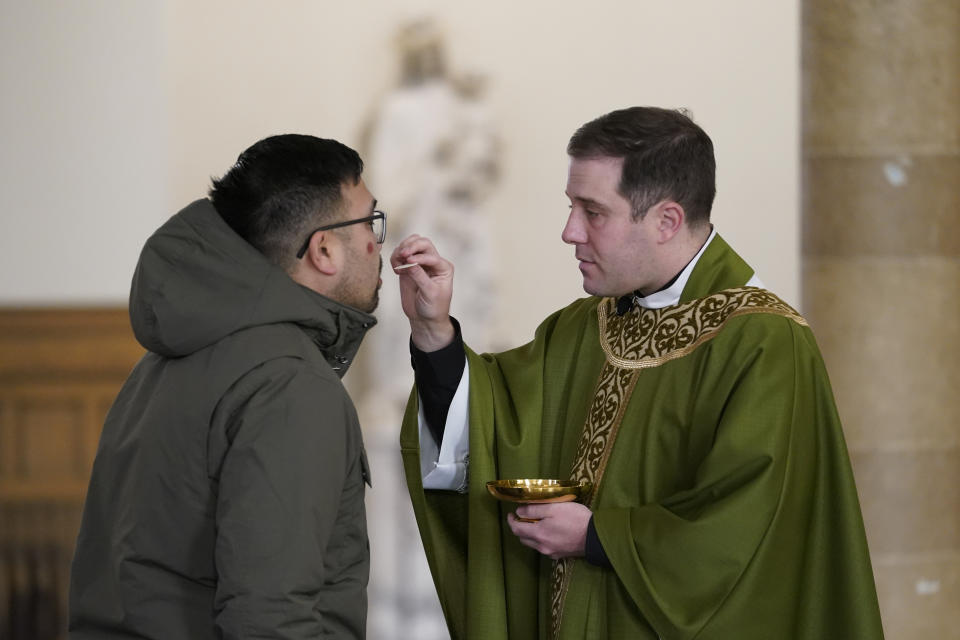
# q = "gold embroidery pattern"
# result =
<box><xmin>549</xmin><ymin>287</ymin><xmax>805</xmax><ymax>638</ymax></box>
<box><xmin>572</xmin><ymin>365</ymin><xmax>640</xmax><ymax>493</ymax></box>
<box><xmin>599</xmin><ymin>286</ymin><xmax>806</xmax><ymax>369</ymax></box>
<box><xmin>549</xmin><ymin>557</ymin><xmax>571</xmax><ymax>640</ymax></box>
<box><xmin>550</xmin><ymin>361</ymin><xmax>641</xmax><ymax>638</ymax></box>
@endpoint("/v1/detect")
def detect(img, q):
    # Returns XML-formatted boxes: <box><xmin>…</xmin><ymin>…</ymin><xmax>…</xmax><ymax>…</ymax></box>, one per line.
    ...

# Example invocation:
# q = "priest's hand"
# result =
<box><xmin>391</xmin><ymin>234</ymin><xmax>455</xmax><ymax>352</ymax></box>
<box><xmin>507</xmin><ymin>502</ymin><xmax>592</xmax><ymax>560</ymax></box>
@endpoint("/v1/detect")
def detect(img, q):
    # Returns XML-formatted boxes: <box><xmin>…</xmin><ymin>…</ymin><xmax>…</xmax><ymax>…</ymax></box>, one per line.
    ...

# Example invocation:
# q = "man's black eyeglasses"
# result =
<box><xmin>295</xmin><ymin>211</ymin><xmax>387</xmax><ymax>259</ymax></box>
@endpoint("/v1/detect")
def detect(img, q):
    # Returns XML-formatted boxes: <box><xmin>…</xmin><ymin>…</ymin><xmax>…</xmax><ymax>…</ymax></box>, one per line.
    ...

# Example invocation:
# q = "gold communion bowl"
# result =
<box><xmin>486</xmin><ymin>479</ymin><xmax>592</xmax><ymax>504</ymax></box>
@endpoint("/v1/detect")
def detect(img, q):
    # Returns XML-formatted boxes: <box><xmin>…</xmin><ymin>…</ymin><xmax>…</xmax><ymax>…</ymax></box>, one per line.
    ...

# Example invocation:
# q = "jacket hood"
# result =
<box><xmin>129</xmin><ymin>199</ymin><xmax>376</xmax><ymax>372</ymax></box>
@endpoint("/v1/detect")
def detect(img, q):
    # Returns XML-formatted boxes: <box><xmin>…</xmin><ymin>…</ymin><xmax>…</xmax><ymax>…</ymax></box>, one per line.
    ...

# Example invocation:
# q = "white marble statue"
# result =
<box><xmin>354</xmin><ymin>18</ymin><xmax>501</xmax><ymax>640</ymax></box>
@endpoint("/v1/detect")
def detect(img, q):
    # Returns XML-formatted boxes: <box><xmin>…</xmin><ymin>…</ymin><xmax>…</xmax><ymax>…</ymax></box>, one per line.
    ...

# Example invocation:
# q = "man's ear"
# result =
<box><xmin>303</xmin><ymin>231</ymin><xmax>339</xmax><ymax>276</ymax></box>
<box><xmin>653</xmin><ymin>200</ymin><xmax>685</xmax><ymax>243</ymax></box>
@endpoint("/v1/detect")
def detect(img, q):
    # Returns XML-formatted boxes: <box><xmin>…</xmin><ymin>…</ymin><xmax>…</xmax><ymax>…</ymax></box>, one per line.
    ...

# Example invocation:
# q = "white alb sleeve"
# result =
<box><xmin>419</xmin><ymin>358</ymin><xmax>470</xmax><ymax>493</ymax></box>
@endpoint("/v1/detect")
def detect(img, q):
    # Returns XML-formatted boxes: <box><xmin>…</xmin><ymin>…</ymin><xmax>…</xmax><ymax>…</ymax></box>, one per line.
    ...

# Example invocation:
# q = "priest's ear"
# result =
<box><xmin>651</xmin><ymin>200</ymin><xmax>685</xmax><ymax>243</ymax></box>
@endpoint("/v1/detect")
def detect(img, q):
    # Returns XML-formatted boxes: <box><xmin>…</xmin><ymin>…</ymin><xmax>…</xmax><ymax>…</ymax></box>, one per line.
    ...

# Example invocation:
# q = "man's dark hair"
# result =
<box><xmin>567</xmin><ymin>106</ymin><xmax>716</xmax><ymax>226</ymax></box>
<box><xmin>209</xmin><ymin>134</ymin><xmax>363</xmax><ymax>271</ymax></box>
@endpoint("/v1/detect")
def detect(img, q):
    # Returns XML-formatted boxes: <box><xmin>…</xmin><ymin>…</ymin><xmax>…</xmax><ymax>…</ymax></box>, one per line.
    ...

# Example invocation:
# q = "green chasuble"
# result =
<box><xmin>400</xmin><ymin>235</ymin><xmax>884</xmax><ymax>640</ymax></box>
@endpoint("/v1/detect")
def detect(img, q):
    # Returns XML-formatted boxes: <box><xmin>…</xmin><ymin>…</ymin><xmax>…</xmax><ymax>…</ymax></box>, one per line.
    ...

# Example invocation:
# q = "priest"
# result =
<box><xmin>390</xmin><ymin>106</ymin><xmax>884</xmax><ymax>639</ymax></box>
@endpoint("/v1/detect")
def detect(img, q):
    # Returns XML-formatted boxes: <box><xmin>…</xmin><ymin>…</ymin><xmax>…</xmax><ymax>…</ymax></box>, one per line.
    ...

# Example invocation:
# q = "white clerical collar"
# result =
<box><xmin>634</xmin><ymin>228</ymin><xmax>718</xmax><ymax>309</ymax></box>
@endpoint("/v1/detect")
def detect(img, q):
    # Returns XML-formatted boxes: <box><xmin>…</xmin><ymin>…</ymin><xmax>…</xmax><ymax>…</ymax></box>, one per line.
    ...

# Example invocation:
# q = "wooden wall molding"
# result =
<box><xmin>0</xmin><ymin>308</ymin><xmax>144</xmax><ymax>382</ymax></box>
<box><xmin>0</xmin><ymin>307</ymin><xmax>143</xmax><ymax>501</ymax></box>
<box><xmin>0</xmin><ymin>307</ymin><xmax>144</xmax><ymax>638</ymax></box>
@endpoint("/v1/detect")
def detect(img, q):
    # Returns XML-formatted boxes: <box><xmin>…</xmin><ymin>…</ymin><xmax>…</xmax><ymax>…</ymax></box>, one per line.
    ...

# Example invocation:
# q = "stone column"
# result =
<box><xmin>802</xmin><ymin>1</ymin><xmax>959</xmax><ymax>638</ymax></box>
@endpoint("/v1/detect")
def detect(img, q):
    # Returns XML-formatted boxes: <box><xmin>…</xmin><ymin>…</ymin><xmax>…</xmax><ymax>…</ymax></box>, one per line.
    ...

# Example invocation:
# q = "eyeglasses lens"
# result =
<box><xmin>372</xmin><ymin>216</ymin><xmax>385</xmax><ymax>243</ymax></box>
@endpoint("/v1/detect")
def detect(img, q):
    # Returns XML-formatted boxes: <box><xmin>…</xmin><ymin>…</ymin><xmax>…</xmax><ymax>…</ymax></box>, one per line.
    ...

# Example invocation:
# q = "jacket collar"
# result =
<box><xmin>295</xmin><ymin>286</ymin><xmax>376</xmax><ymax>377</ymax></box>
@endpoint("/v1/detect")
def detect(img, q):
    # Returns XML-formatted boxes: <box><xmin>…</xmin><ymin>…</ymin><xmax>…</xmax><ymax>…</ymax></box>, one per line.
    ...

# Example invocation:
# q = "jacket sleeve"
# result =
<box><xmin>208</xmin><ymin>357</ymin><xmax>354</xmax><ymax>639</ymax></box>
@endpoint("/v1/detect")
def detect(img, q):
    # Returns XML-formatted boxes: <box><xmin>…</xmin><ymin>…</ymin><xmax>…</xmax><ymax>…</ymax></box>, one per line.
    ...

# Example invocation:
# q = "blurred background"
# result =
<box><xmin>0</xmin><ymin>1</ymin><xmax>955</xmax><ymax>638</ymax></box>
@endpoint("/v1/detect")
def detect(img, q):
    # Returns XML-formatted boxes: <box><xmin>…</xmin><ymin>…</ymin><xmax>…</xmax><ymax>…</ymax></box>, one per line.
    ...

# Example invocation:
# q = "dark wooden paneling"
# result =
<box><xmin>0</xmin><ymin>307</ymin><xmax>143</xmax><ymax>640</ymax></box>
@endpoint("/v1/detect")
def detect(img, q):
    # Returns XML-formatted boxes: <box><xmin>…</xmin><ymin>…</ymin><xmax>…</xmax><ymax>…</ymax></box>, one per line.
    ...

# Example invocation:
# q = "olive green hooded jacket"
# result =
<box><xmin>69</xmin><ymin>199</ymin><xmax>376</xmax><ymax>639</ymax></box>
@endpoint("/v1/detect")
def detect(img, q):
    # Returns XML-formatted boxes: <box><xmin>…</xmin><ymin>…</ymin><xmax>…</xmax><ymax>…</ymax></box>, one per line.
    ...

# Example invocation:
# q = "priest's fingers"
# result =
<box><xmin>507</xmin><ymin>504</ymin><xmax>591</xmax><ymax>559</ymax></box>
<box><xmin>515</xmin><ymin>504</ymin><xmax>550</xmax><ymax>521</ymax></box>
<box><xmin>404</xmin><ymin>259</ymin><xmax>453</xmax><ymax>321</ymax></box>
<box><xmin>392</xmin><ymin>237</ymin><xmax>454</xmax><ymax>289</ymax></box>
<box><xmin>390</xmin><ymin>233</ymin><xmax>425</xmax><ymax>258</ymax></box>
<box><xmin>393</xmin><ymin>252</ymin><xmax>454</xmax><ymax>283</ymax></box>
<box><xmin>392</xmin><ymin>234</ymin><xmax>445</xmax><ymax>267</ymax></box>
<box><xmin>506</xmin><ymin>512</ymin><xmax>538</xmax><ymax>541</ymax></box>
<box><xmin>507</xmin><ymin>514</ymin><xmax>563</xmax><ymax>558</ymax></box>
<box><xmin>391</xmin><ymin>235</ymin><xmax>455</xmax><ymax>333</ymax></box>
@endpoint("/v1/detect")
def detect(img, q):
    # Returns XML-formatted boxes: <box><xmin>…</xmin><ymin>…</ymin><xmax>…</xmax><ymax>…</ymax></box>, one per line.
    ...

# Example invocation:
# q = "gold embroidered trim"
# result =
<box><xmin>598</xmin><ymin>287</ymin><xmax>806</xmax><ymax>370</ymax></box>
<box><xmin>567</xmin><ymin>367</ymin><xmax>641</xmax><ymax>504</ymax></box>
<box><xmin>549</xmin><ymin>557</ymin><xmax>572</xmax><ymax>640</ymax></box>
<box><xmin>550</xmin><ymin>363</ymin><xmax>642</xmax><ymax>638</ymax></box>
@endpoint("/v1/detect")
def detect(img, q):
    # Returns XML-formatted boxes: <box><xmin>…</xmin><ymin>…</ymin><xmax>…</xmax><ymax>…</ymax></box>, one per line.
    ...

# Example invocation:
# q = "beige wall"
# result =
<box><xmin>0</xmin><ymin>1</ymin><xmax>170</xmax><ymax>305</ymax></box>
<box><xmin>1</xmin><ymin>0</ymin><xmax>799</xmax><ymax>347</ymax></box>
